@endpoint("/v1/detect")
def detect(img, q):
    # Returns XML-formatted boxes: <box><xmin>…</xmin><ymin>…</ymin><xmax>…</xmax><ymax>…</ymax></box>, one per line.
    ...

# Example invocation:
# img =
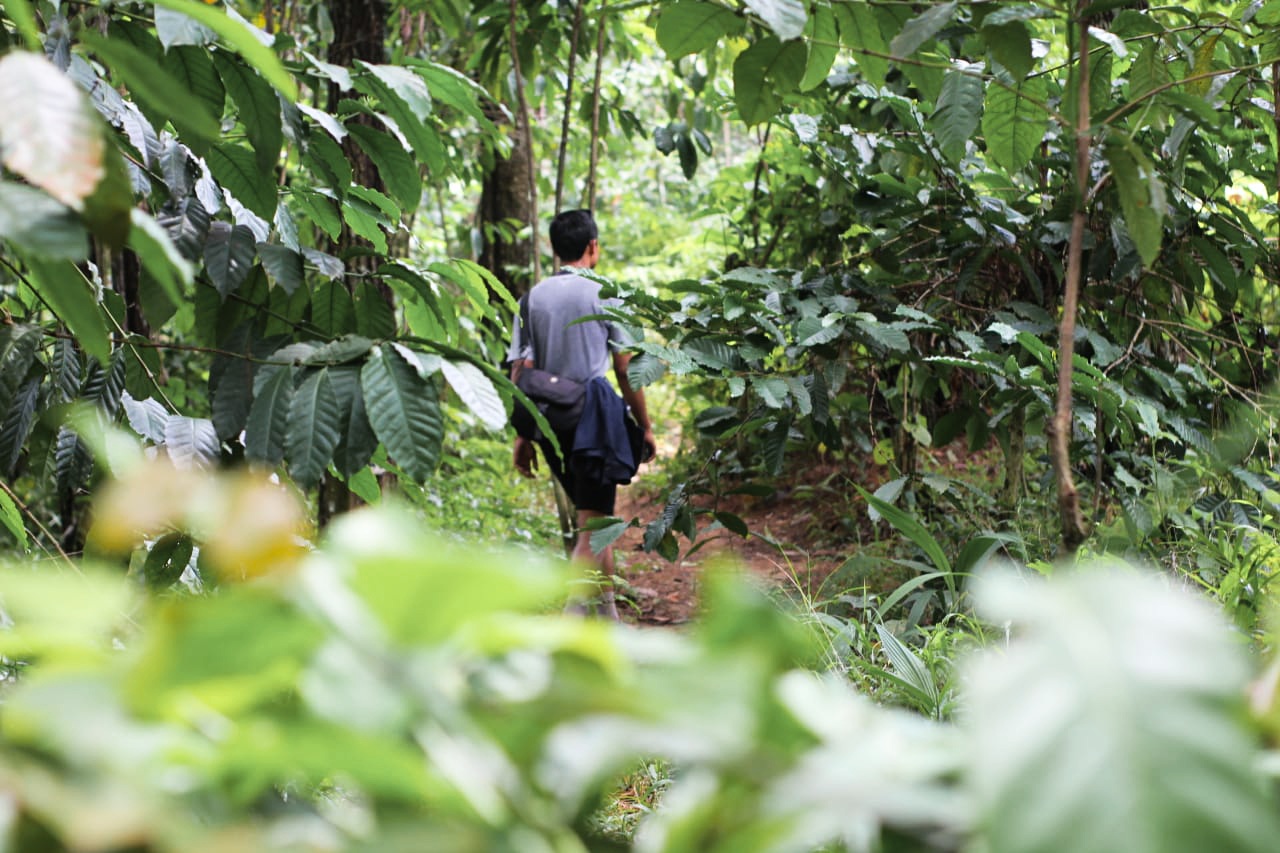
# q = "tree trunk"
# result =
<box><xmin>1050</xmin><ymin>3</ymin><xmax>1092</xmax><ymax>553</ymax></box>
<box><xmin>477</xmin><ymin>104</ymin><xmax>536</xmax><ymax>299</ymax></box>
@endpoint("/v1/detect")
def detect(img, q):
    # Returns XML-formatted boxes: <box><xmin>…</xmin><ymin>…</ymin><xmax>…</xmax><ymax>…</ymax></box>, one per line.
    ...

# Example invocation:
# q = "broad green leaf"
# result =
<box><xmin>286</xmin><ymin>369</ymin><xmax>342</xmax><ymax>490</ymax></box>
<box><xmin>835</xmin><ymin>2</ymin><xmax>890</xmax><ymax>88</ymax></box>
<box><xmin>341</xmin><ymin>196</ymin><xmax>390</xmax><ymax>254</ymax></box>
<box><xmin>876</xmin><ymin>624</ymin><xmax>941</xmax><ymax>712</ymax></box>
<box><xmin>164</xmin><ymin>416</ymin><xmax>219</xmax><ymax>469</ymax></box>
<box><xmin>753</xmin><ymin>376</ymin><xmax>790</xmax><ymax>408</ymax></box>
<box><xmin>150</xmin><ymin>0</ymin><xmax>297</xmax><ymax>101</ymax></box>
<box><xmin>657</xmin><ymin>1</ymin><xmax>743</xmax><ymax>57</ymax></box>
<box><xmin>80</xmin><ymin>30</ymin><xmax>221</xmax><ymax>146</ymax></box>
<box><xmin>744</xmin><ymin>0</ymin><xmax>807</xmax><ymax>40</ymax></box>
<box><xmin>128</xmin><ymin>209</ymin><xmax>193</xmax><ymax>307</ymax></box>
<box><xmin>206</xmin><ymin>142</ymin><xmax>277</xmax><ymax>220</ymax></box>
<box><xmin>330</xmin><ymin>366</ymin><xmax>379</xmax><ymax>477</ymax></box>
<box><xmin>3</xmin><ymin>0</ymin><xmax>40</xmax><ymax>50</ymax></box>
<box><xmin>983</xmin><ymin>21</ymin><xmax>1034</xmax><ymax>80</ymax></box>
<box><xmin>0</xmin><ymin>181</ymin><xmax>88</xmax><ymax>260</ymax></box>
<box><xmin>800</xmin><ymin>4</ymin><xmax>839</xmax><ymax>90</ymax></box>
<box><xmin>1127</xmin><ymin>42</ymin><xmax>1171</xmax><ymax>104</ymax></box>
<box><xmin>257</xmin><ymin>242</ymin><xmax>304</xmax><ymax>295</ymax></box>
<box><xmin>589</xmin><ymin>518</ymin><xmax>633</xmax><ymax>555</ymax></box>
<box><xmin>361</xmin><ymin>346</ymin><xmax>443</xmax><ymax>481</ymax></box>
<box><xmin>856</xmin><ymin>485</ymin><xmax>951</xmax><ymax>576</ymax></box>
<box><xmin>352</xmin><ymin>61</ymin><xmax>443</xmax><ymax>170</ymax></box>
<box><xmin>313</xmin><ymin>280</ymin><xmax>356</xmax><ymax>338</ymax></box>
<box><xmin>982</xmin><ymin>75</ymin><xmax>1049</xmax><ymax>173</ymax></box>
<box><xmin>734</xmin><ymin>36</ymin><xmax>808</xmax><ymax>125</ymax></box>
<box><xmin>304</xmin><ymin>131</ymin><xmax>354</xmax><ymax>194</ymax></box>
<box><xmin>162</xmin><ymin>45</ymin><xmax>225</xmax><ymax>123</ymax></box>
<box><xmin>0</xmin><ymin>52</ymin><xmax>105</xmax><ymax>211</ymax></box>
<box><xmin>26</xmin><ymin>258</ymin><xmax>111</xmax><ymax>365</ymax></box>
<box><xmin>441</xmin><ymin>360</ymin><xmax>506</xmax><ymax>431</ymax></box>
<box><xmin>1106</xmin><ymin>140</ymin><xmax>1165</xmax><ymax>267</ymax></box>
<box><xmin>203</xmin><ymin>222</ymin><xmax>257</xmax><ymax>299</ymax></box>
<box><xmin>0</xmin><ymin>326</ymin><xmax>41</xmax><ymax>409</ymax></box>
<box><xmin>212</xmin><ymin>52</ymin><xmax>284</xmax><ymax>174</ymax></box>
<box><xmin>245</xmin><ymin>364</ymin><xmax>294</xmax><ymax>467</ymax></box>
<box><xmin>931</xmin><ymin>68</ymin><xmax>984</xmax><ymax>161</ymax></box>
<box><xmin>142</xmin><ymin>532</ymin><xmax>194</xmax><ymax>589</ymax></box>
<box><xmin>628</xmin><ymin>353</ymin><xmax>668</xmax><ymax>388</ymax></box>
<box><xmin>154</xmin><ymin>6</ymin><xmax>216</xmax><ymax>46</ymax></box>
<box><xmin>354</xmin><ymin>280</ymin><xmax>396</xmax><ymax>339</ymax></box>
<box><xmin>890</xmin><ymin>1</ymin><xmax>956</xmax><ymax>58</ymax></box>
<box><xmin>158</xmin><ymin>196</ymin><xmax>211</xmax><ymax>261</ymax></box>
<box><xmin>969</xmin><ymin>565</ymin><xmax>1280</xmax><ymax>853</ymax></box>
<box><xmin>293</xmin><ymin>189</ymin><xmax>343</xmax><ymax>241</ymax></box>
<box><xmin>297</xmin><ymin>102</ymin><xmax>347</xmax><ymax>141</ymax></box>
<box><xmin>346</xmin><ymin>123</ymin><xmax>420</xmax><ymax>212</ymax></box>
<box><xmin>0</xmin><ymin>481</ymin><xmax>27</xmax><ymax>549</ymax></box>
<box><xmin>122</xmin><ymin>393</ymin><xmax>170</xmax><ymax>444</ymax></box>
<box><xmin>0</xmin><ymin>380</ymin><xmax>39</xmax><ymax>478</ymax></box>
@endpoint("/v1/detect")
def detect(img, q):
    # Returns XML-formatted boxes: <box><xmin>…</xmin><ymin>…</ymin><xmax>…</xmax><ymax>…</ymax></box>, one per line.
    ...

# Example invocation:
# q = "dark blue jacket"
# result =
<box><xmin>572</xmin><ymin>377</ymin><xmax>640</xmax><ymax>485</ymax></box>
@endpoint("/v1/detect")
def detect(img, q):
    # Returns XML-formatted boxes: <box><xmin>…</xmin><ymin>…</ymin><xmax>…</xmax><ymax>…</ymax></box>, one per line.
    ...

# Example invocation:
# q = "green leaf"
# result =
<box><xmin>346</xmin><ymin>123</ymin><xmax>420</xmax><ymax>212</ymax></box>
<box><xmin>341</xmin><ymin>196</ymin><xmax>389</xmax><ymax>254</ymax></box>
<box><xmin>361</xmin><ymin>346</ymin><xmax>443</xmax><ymax>481</ymax></box>
<box><xmin>856</xmin><ymin>485</ymin><xmax>951</xmax><ymax>576</ymax></box>
<box><xmin>0</xmin><ymin>51</ymin><xmax>107</xmax><ymax>212</ymax></box>
<box><xmin>162</xmin><ymin>44</ymin><xmax>225</xmax><ymax>123</ymax></box>
<box><xmin>286</xmin><ymin>369</ymin><xmax>342</xmax><ymax>490</ymax></box>
<box><xmin>80</xmin><ymin>30</ymin><xmax>221</xmax><ymax>146</ymax></box>
<box><xmin>129</xmin><ymin>209</ymin><xmax>193</xmax><ymax>307</ymax></box>
<box><xmin>245</xmin><ymin>364</ymin><xmax>294</xmax><ymax>467</ymax></box>
<box><xmin>0</xmin><ymin>479</ymin><xmax>27</xmax><ymax>549</ymax></box>
<box><xmin>440</xmin><ymin>359</ymin><xmax>506</xmax><ymax>431</ymax></box>
<box><xmin>876</xmin><ymin>624</ymin><xmax>941</xmax><ymax>712</ymax></box>
<box><xmin>142</xmin><ymin>532</ymin><xmax>193</xmax><ymax>589</ymax></box>
<box><xmin>589</xmin><ymin>518</ymin><xmax>633</xmax><ymax>555</ymax></box>
<box><xmin>931</xmin><ymin>68</ymin><xmax>984</xmax><ymax>161</ymax></box>
<box><xmin>352</xmin><ymin>61</ymin><xmax>444</xmax><ymax>170</ymax></box>
<box><xmin>1106</xmin><ymin>140</ymin><xmax>1165</xmax><ymax>267</ymax></box>
<box><xmin>354</xmin><ymin>280</ymin><xmax>396</xmax><ymax>339</ymax></box>
<box><xmin>155</xmin><ymin>6</ymin><xmax>216</xmax><ymax>46</ymax></box>
<box><xmin>714</xmin><ymin>511</ymin><xmax>749</xmax><ymax>537</ymax></box>
<box><xmin>304</xmin><ymin>132</ymin><xmax>354</xmax><ymax>194</ymax></box>
<box><xmin>26</xmin><ymin>258</ymin><xmax>111</xmax><ymax>365</ymax></box>
<box><xmin>206</xmin><ymin>142</ymin><xmax>277</xmax><ymax>220</ymax></box>
<box><xmin>0</xmin><ymin>181</ymin><xmax>88</xmax><ymax>260</ymax></box>
<box><xmin>3</xmin><ymin>0</ymin><xmax>41</xmax><ymax>50</ymax></box>
<box><xmin>212</xmin><ymin>52</ymin><xmax>284</xmax><ymax>175</ymax></box>
<box><xmin>313</xmin><ymin>280</ymin><xmax>356</xmax><ymax>337</ymax></box>
<box><xmin>657</xmin><ymin>1</ymin><xmax>743</xmax><ymax>57</ymax></box>
<box><xmin>0</xmin><ymin>379</ymin><xmax>39</xmax><ymax>478</ymax></box>
<box><xmin>292</xmin><ymin>189</ymin><xmax>343</xmax><ymax>241</ymax></box>
<box><xmin>800</xmin><ymin>4</ymin><xmax>839</xmax><ymax>90</ymax></box>
<box><xmin>150</xmin><ymin>0</ymin><xmax>297</xmax><ymax>101</ymax></box>
<box><xmin>203</xmin><ymin>223</ymin><xmax>257</xmax><ymax>299</ymax></box>
<box><xmin>122</xmin><ymin>393</ymin><xmax>170</xmax><ymax>444</ymax></box>
<box><xmin>1126</xmin><ymin>42</ymin><xmax>1171</xmax><ymax>104</ymax></box>
<box><xmin>330</xmin><ymin>366</ymin><xmax>378</xmax><ymax>477</ymax></box>
<box><xmin>834</xmin><ymin>2</ymin><xmax>890</xmax><ymax>88</ymax></box>
<box><xmin>257</xmin><ymin>242</ymin><xmax>305</xmax><ymax>295</ymax></box>
<box><xmin>734</xmin><ymin>36</ymin><xmax>808</xmax><ymax>125</ymax></box>
<box><xmin>627</xmin><ymin>353</ymin><xmax>668</xmax><ymax>388</ymax></box>
<box><xmin>164</xmin><ymin>416</ymin><xmax>219</xmax><ymax>469</ymax></box>
<box><xmin>982</xmin><ymin>74</ymin><xmax>1049</xmax><ymax>173</ymax></box>
<box><xmin>890</xmin><ymin>1</ymin><xmax>956</xmax><ymax>58</ymax></box>
<box><xmin>969</xmin><ymin>565</ymin><xmax>1280</xmax><ymax>853</ymax></box>
<box><xmin>744</xmin><ymin>0</ymin><xmax>807</xmax><ymax>40</ymax></box>
<box><xmin>983</xmin><ymin>21</ymin><xmax>1034</xmax><ymax>80</ymax></box>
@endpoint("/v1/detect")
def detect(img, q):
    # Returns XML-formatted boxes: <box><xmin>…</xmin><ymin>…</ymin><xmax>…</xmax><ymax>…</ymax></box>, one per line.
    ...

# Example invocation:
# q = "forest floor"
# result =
<box><xmin>608</xmin><ymin>441</ymin><xmax>1002</xmax><ymax>625</ymax></box>
<box><xmin>611</xmin><ymin>458</ymin><xmax>878</xmax><ymax>625</ymax></box>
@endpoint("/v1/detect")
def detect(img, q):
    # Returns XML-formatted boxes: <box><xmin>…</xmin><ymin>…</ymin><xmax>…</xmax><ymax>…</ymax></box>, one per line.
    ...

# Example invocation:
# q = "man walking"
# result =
<box><xmin>509</xmin><ymin>209</ymin><xmax>656</xmax><ymax>619</ymax></box>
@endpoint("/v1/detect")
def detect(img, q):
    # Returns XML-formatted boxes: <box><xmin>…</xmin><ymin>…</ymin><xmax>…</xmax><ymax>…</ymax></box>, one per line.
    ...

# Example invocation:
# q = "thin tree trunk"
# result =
<box><xmin>586</xmin><ymin>1</ymin><xmax>607</xmax><ymax>213</ymax></box>
<box><xmin>1050</xmin><ymin>4</ymin><xmax>1091</xmax><ymax>552</ymax></box>
<box><xmin>507</xmin><ymin>0</ymin><xmax>540</xmax><ymax>282</ymax></box>
<box><xmin>555</xmin><ymin>0</ymin><xmax>585</xmax><ymax>215</ymax></box>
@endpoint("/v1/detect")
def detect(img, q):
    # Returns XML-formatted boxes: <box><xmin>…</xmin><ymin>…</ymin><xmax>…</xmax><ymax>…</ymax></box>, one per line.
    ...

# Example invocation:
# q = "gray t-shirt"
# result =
<box><xmin>507</xmin><ymin>270</ymin><xmax>630</xmax><ymax>383</ymax></box>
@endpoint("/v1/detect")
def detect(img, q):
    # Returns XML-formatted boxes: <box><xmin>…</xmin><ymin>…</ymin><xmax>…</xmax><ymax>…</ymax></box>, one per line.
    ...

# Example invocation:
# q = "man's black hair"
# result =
<box><xmin>549</xmin><ymin>209</ymin><xmax>597</xmax><ymax>262</ymax></box>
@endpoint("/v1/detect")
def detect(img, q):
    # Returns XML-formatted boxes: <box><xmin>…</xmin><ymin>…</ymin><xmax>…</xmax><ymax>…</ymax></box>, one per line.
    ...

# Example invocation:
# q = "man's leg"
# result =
<box><xmin>572</xmin><ymin>508</ymin><xmax>618</xmax><ymax>620</ymax></box>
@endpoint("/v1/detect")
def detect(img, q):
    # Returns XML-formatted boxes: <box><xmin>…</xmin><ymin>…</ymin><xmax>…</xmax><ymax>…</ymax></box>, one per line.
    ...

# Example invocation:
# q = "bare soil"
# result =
<box><xmin>612</xmin><ymin>459</ymin><xmax>883</xmax><ymax>625</ymax></box>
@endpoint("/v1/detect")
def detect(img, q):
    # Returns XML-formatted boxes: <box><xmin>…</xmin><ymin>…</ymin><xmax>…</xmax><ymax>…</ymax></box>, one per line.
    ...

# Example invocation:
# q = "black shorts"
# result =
<box><xmin>538</xmin><ymin>429</ymin><xmax>616</xmax><ymax>515</ymax></box>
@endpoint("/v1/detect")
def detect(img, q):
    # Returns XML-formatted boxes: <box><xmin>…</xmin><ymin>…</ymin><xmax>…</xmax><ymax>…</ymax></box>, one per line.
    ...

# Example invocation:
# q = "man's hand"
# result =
<box><xmin>640</xmin><ymin>427</ymin><xmax>657</xmax><ymax>463</ymax></box>
<box><xmin>514</xmin><ymin>436</ymin><xmax>538</xmax><ymax>478</ymax></box>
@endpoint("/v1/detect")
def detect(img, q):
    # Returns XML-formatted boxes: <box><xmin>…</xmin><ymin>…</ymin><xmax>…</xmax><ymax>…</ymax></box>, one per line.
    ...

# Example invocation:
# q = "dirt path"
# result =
<box><xmin>611</xmin><ymin>462</ymin><xmax>869</xmax><ymax>625</ymax></box>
